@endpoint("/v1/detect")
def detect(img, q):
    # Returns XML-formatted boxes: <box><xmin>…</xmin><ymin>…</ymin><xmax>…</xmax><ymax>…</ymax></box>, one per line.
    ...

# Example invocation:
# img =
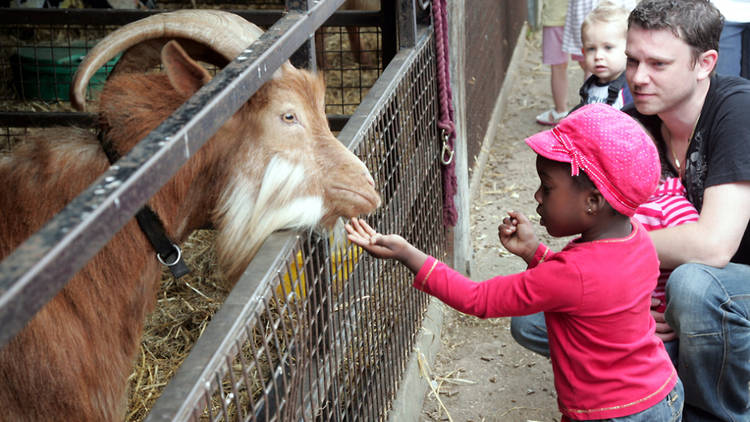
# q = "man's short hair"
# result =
<box><xmin>628</xmin><ymin>0</ymin><xmax>723</xmax><ymax>65</ymax></box>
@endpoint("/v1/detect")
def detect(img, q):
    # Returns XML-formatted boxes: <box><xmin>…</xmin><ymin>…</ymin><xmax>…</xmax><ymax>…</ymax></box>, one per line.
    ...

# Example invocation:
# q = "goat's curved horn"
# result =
<box><xmin>70</xmin><ymin>10</ymin><xmax>264</xmax><ymax>110</ymax></box>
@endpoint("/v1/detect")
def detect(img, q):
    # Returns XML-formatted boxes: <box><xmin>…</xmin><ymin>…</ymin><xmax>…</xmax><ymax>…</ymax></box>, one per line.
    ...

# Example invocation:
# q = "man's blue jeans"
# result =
<box><xmin>509</xmin><ymin>262</ymin><xmax>750</xmax><ymax>422</ymax></box>
<box><xmin>665</xmin><ymin>263</ymin><xmax>750</xmax><ymax>421</ymax></box>
<box><xmin>716</xmin><ymin>21</ymin><xmax>750</xmax><ymax>78</ymax></box>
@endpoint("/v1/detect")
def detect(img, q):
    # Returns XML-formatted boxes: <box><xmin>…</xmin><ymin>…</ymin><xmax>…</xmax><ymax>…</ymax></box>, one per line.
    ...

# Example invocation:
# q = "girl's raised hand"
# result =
<box><xmin>498</xmin><ymin>210</ymin><xmax>539</xmax><ymax>263</ymax></box>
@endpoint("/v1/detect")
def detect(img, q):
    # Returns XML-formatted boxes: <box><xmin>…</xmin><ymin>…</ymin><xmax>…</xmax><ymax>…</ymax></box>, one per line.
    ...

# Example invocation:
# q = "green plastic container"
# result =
<box><xmin>12</xmin><ymin>44</ymin><xmax>120</xmax><ymax>102</ymax></box>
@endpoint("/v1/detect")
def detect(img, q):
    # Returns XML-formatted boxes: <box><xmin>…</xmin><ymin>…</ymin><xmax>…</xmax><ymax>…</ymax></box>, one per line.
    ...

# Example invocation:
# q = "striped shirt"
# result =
<box><xmin>633</xmin><ymin>177</ymin><xmax>699</xmax><ymax>312</ymax></box>
<box><xmin>561</xmin><ymin>0</ymin><xmax>637</xmax><ymax>55</ymax></box>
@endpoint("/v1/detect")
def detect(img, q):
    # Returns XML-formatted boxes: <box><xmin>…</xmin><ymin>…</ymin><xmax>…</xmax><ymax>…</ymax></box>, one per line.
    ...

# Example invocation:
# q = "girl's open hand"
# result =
<box><xmin>345</xmin><ymin>217</ymin><xmax>409</xmax><ymax>260</ymax></box>
<box><xmin>345</xmin><ymin>218</ymin><xmax>430</xmax><ymax>274</ymax></box>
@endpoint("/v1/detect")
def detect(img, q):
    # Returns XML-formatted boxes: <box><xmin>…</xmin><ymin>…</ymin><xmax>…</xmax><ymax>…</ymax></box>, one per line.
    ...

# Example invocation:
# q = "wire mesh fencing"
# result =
<box><xmin>144</xmin><ymin>28</ymin><xmax>444</xmax><ymax>421</ymax></box>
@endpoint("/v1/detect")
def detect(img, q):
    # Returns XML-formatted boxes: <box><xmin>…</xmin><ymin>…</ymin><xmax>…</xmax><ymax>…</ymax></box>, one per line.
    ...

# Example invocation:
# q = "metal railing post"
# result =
<box><xmin>398</xmin><ymin>0</ymin><xmax>417</xmax><ymax>48</ymax></box>
<box><xmin>288</xmin><ymin>0</ymin><xmax>318</xmax><ymax>70</ymax></box>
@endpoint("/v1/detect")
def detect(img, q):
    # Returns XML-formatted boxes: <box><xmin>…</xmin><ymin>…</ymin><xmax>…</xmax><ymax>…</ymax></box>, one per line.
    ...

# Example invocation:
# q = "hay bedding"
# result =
<box><xmin>126</xmin><ymin>229</ymin><xmax>231</xmax><ymax>421</ymax></box>
<box><xmin>126</xmin><ymin>230</ymin><xmax>360</xmax><ymax>421</ymax></box>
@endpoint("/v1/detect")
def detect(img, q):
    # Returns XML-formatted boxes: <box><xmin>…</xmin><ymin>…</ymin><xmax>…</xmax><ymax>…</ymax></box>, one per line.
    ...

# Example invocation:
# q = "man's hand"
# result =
<box><xmin>650</xmin><ymin>297</ymin><xmax>677</xmax><ymax>342</ymax></box>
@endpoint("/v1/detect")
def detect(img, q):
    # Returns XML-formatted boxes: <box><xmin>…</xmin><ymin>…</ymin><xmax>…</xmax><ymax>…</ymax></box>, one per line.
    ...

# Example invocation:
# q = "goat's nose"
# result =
<box><xmin>365</xmin><ymin>171</ymin><xmax>375</xmax><ymax>187</ymax></box>
<box><xmin>358</xmin><ymin>160</ymin><xmax>376</xmax><ymax>187</ymax></box>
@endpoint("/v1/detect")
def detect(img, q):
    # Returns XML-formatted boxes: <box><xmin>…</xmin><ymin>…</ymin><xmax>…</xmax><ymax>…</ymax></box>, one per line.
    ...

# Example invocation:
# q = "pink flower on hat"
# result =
<box><xmin>525</xmin><ymin>103</ymin><xmax>661</xmax><ymax>217</ymax></box>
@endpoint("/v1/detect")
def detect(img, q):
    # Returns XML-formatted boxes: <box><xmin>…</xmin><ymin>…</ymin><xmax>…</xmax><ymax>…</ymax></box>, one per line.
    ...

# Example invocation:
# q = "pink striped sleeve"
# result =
<box><xmin>633</xmin><ymin>203</ymin><xmax>666</xmax><ymax>230</ymax></box>
<box><xmin>661</xmin><ymin>196</ymin><xmax>698</xmax><ymax>228</ymax></box>
<box><xmin>635</xmin><ymin>177</ymin><xmax>698</xmax><ymax>230</ymax></box>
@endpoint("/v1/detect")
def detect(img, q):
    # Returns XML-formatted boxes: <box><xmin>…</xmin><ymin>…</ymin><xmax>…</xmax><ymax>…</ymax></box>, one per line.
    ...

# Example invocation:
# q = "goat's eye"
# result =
<box><xmin>281</xmin><ymin>113</ymin><xmax>297</xmax><ymax>124</ymax></box>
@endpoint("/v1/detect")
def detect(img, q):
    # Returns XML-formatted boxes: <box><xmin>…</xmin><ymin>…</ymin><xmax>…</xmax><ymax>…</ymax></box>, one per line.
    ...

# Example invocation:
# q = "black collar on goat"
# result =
<box><xmin>97</xmin><ymin>129</ymin><xmax>189</xmax><ymax>278</ymax></box>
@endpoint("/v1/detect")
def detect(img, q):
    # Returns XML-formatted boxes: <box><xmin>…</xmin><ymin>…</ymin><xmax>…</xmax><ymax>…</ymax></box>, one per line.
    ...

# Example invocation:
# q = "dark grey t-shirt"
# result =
<box><xmin>625</xmin><ymin>74</ymin><xmax>750</xmax><ymax>265</ymax></box>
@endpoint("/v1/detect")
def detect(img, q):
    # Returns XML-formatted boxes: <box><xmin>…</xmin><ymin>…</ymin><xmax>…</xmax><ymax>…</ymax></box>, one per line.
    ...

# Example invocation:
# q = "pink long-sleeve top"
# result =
<box><xmin>413</xmin><ymin>220</ymin><xmax>676</xmax><ymax>420</ymax></box>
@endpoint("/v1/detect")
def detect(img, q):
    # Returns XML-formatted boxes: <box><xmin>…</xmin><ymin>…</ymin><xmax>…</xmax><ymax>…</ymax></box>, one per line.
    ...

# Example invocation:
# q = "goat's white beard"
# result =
<box><xmin>214</xmin><ymin>155</ymin><xmax>325</xmax><ymax>280</ymax></box>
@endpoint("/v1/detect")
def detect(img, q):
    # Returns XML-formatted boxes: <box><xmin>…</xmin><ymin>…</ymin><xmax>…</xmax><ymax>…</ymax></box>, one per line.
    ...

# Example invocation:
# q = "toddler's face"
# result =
<box><xmin>581</xmin><ymin>21</ymin><xmax>627</xmax><ymax>83</ymax></box>
<box><xmin>533</xmin><ymin>156</ymin><xmax>591</xmax><ymax>238</ymax></box>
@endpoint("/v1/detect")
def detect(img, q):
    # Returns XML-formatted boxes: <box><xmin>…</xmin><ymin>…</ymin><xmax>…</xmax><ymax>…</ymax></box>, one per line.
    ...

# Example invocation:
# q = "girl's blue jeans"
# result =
<box><xmin>510</xmin><ymin>262</ymin><xmax>750</xmax><ymax>422</ymax></box>
<box><xmin>575</xmin><ymin>379</ymin><xmax>683</xmax><ymax>421</ymax></box>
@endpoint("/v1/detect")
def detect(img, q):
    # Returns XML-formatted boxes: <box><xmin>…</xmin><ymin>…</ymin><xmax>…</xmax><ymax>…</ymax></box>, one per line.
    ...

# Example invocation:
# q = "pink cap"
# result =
<box><xmin>525</xmin><ymin>103</ymin><xmax>661</xmax><ymax>217</ymax></box>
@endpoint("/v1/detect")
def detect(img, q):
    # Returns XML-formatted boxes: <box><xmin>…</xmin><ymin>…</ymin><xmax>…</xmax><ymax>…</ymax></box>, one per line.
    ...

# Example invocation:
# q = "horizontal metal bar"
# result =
<box><xmin>320</xmin><ymin>9</ymin><xmax>382</xmax><ymax>26</ymax></box>
<box><xmin>0</xmin><ymin>111</ymin><xmax>97</xmax><ymax>128</ymax></box>
<box><xmin>0</xmin><ymin>0</ymin><xmax>345</xmax><ymax>349</ymax></box>
<box><xmin>0</xmin><ymin>8</ymin><xmax>164</xmax><ymax>25</ymax></box>
<box><xmin>0</xmin><ymin>112</ymin><xmax>348</xmax><ymax>131</ymax></box>
<box><xmin>0</xmin><ymin>8</ymin><xmax>380</xmax><ymax>27</ymax></box>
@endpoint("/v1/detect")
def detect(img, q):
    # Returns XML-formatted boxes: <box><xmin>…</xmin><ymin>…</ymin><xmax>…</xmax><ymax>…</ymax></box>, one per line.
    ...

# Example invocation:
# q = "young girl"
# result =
<box><xmin>346</xmin><ymin>104</ymin><xmax>683</xmax><ymax>421</ymax></box>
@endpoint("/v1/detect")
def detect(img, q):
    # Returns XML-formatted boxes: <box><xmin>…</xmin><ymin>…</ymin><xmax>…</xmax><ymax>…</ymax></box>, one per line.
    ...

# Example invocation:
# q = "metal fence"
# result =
<box><xmin>0</xmin><ymin>1</ymin><xmax>445</xmax><ymax>420</ymax></box>
<box><xmin>145</xmin><ymin>28</ymin><xmax>444</xmax><ymax>420</ymax></box>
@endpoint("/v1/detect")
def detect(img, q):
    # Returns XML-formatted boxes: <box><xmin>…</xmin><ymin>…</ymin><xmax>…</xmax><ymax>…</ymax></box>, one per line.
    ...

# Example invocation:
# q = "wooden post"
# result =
<box><xmin>447</xmin><ymin>0</ymin><xmax>471</xmax><ymax>275</ymax></box>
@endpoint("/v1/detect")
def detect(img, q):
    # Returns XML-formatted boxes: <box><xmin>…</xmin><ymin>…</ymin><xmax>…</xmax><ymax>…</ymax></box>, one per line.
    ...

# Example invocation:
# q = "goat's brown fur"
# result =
<box><xmin>0</xmin><ymin>40</ymin><xmax>379</xmax><ymax>421</ymax></box>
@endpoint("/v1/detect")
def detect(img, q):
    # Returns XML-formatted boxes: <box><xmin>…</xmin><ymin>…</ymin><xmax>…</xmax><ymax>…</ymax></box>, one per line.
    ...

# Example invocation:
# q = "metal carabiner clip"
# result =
<box><xmin>440</xmin><ymin>130</ymin><xmax>454</xmax><ymax>165</ymax></box>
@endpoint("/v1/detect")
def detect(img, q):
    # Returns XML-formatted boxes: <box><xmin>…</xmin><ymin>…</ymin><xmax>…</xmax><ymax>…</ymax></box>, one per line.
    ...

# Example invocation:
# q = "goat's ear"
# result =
<box><xmin>271</xmin><ymin>62</ymin><xmax>296</xmax><ymax>80</ymax></box>
<box><xmin>161</xmin><ymin>40</ymin><xmax>212</xmax><ymax>97</ymax></box>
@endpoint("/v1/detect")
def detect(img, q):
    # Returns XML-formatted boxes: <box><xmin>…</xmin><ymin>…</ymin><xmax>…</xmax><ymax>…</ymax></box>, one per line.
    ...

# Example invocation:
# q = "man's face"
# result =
<box><xmin>625</xmin><ymin>25</ymin><xmax>700</xmax><ymax>115</ymax></box>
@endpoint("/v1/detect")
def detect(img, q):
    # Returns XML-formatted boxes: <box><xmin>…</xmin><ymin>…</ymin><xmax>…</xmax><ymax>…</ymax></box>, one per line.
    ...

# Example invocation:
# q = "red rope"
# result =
<box><xmin>432</xmin><ymin>0</ymin><xmax>458</xmax><ymax>227</ymax></box>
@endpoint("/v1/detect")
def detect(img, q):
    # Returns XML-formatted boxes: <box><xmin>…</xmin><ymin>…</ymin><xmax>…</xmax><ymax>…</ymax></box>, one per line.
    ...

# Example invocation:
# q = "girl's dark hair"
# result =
<box><xmin>570</xmin><ymin>167</ymin><xmax>596</xmax><ymax>191</ymax></box>
<box><xmin>570</xmin><ymin>166</ymin><xmax>623</xmax><ymax>216</ymax></box>
<box><xmin>628</xmin><ymin>0</ymin><xmax>723</xmax><ymax>66</ymax></box>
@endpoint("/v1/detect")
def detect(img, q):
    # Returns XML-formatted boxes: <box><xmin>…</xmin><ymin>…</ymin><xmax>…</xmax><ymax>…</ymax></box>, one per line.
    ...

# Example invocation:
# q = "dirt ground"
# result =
<box><xmin>419</xmin><ymin>30</ymin><xmax>584</xmax><ymax>422</ymax></box>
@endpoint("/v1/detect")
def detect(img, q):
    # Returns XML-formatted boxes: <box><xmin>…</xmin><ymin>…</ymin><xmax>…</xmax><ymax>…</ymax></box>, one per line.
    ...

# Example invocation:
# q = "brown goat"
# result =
<box><xmin>0</xmin><ymin>11</ymin><xmax>380</xmax><ymax>421</ymax></box>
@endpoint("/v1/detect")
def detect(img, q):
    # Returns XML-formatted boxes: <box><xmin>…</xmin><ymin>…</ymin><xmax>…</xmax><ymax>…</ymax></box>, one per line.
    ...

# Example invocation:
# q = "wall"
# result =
<box><xmin>464</xmin><ymin>1</ymin><xmax>527</xmax><ymax>173</ymax></box>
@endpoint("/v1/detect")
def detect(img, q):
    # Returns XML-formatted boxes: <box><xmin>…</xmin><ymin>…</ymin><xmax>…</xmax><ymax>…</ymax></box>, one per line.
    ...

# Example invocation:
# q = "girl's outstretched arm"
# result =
<box><xmin>345</xmin><ymin>217</ymin><xmax>429</xmax><ymax>274</ymax></box>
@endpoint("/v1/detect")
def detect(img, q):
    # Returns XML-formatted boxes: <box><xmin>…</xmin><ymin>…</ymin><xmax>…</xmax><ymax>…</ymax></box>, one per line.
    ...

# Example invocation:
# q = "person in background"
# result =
<box><xmin>347</xmin><ymin>104</ymin><xmax>683</xmax><ymax>422</ymax></box>
<box><xmin>572</xmin><ymin>1</ymin><xmax>632</xmax><ymax>110</ymax></box>
<box><xmin>562</xmin><ymin>0</ymin><xmax>598</xmax><ymax>74</ymax></box>
<box><xmin>536</xmin><ymin>0</ymin><xmax>576</xmax><ymax>125</ymax></box>
<box><xmin>712</xmin><ymin>0</ymin><xmax>750</xmax><ymax>78</ymax></box>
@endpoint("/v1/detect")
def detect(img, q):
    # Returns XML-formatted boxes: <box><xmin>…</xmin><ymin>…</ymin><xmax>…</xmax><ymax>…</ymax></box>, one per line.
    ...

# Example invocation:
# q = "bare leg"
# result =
<box><xmin>550</xmin><ymin>62</ymin><xmax>568</xmax><ymax>114</ymax></box>
<box><xmin>315</xmin><ymin>30</ymin><xmax>326</xmax><ymax>70</ymax></box>
<box><xmin>347</xmin><ymin>26</ymin><xmax>375</xmax><ymax>66</ymax></box>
